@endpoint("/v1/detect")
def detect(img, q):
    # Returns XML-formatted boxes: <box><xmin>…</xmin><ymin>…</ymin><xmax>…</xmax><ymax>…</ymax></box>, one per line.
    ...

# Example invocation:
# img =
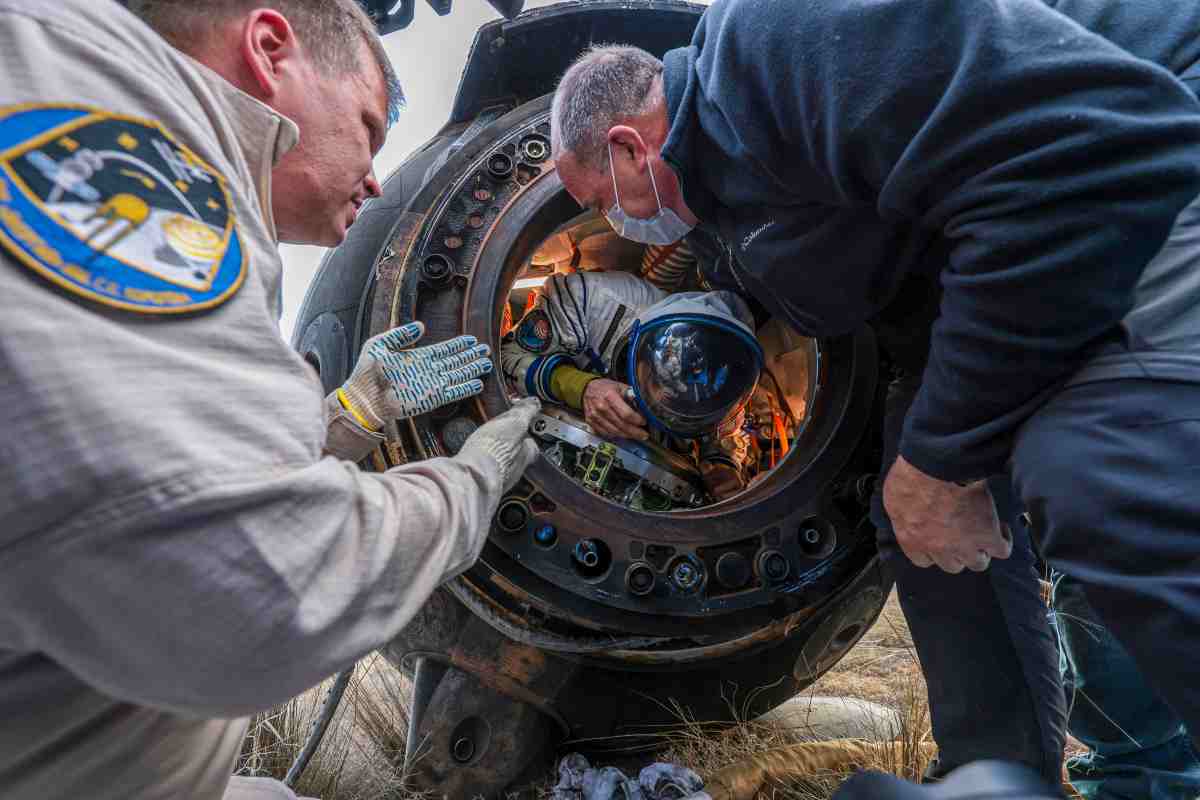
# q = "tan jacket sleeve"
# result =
<box><xmin>0</xmin><ymin>0</ymin><xmax>507</xmax><ymax>719</ymax></box>
<box><xmin>5</xmin><ymin>449</ymin><xmax>504</xmax><ymax>718</ymax></box>
<box><xmin>322</xmin><ymin>389</ymin><xmax>385</xmax><ymax>462</ymax></box>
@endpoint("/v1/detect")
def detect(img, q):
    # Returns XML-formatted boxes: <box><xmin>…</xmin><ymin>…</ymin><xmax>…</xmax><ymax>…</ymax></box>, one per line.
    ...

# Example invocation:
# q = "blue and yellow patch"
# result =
<box><xmin>0</xmin><ymin>104</ymin><xmax>244</xmax><ymax>314</ymax></box>
<box><xmin>516</xmin><ymin>308</ymin><xmax>553</xmax><ymax>353</ymax></box>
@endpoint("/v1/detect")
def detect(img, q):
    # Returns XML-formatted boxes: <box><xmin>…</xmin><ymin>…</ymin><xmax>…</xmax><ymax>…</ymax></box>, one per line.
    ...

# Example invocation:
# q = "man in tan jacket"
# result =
<box><xmin>0</xmin><ymin>1</ymin><xmax>539</xmax><ymax>798</ymax></box>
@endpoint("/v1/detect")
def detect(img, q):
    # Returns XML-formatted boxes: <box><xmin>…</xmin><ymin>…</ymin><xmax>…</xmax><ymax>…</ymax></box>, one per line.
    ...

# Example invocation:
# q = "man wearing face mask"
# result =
<box><xmin>0</xmin><ymin>2</ymin><xmax>541</xmax><ymax>799</ymax></box>
<box><xmin>552</xmin><ymin>0</ymin><xmax>1200</xmax><ymax>785</ymax></box>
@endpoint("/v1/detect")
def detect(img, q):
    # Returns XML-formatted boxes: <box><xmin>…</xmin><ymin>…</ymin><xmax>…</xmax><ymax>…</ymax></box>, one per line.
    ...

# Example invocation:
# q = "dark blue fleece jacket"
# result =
<box><xmin>661</xmin><ymin>0</ymin><xmax>1200</xmax><ymax>482</ymax></box>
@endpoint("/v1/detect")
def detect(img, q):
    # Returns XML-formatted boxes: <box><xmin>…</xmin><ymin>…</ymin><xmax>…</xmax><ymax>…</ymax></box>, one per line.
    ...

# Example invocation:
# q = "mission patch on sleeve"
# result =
<box><xmin>0</xmin><ymin>104</ymin><xmax>245</xmax><ymax>314</ymax></box>
<box><xmin>515</xmin><ymin>308</ymin><xmax>553</xmax><ymax>353</ymax></box>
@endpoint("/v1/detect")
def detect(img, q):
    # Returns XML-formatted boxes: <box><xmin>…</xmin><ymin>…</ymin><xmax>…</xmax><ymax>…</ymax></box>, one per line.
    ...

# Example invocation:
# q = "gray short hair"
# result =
<box><xmin>129</xmin><ymin>0</ymin><xmax>404</xmax><ymax>125</ymax></box>
<box><xmin>552</xmin><ymin>44</ymin><xmax>663</xmax><ymax>170</ymax></box>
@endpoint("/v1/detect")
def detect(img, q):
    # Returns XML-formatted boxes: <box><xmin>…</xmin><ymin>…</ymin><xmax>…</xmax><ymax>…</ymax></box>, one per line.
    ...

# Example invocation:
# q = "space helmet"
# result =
<box><xmin>624</xmin><ymin>291</ymin><xmax>763</xmax><ymax>440</ymax></box>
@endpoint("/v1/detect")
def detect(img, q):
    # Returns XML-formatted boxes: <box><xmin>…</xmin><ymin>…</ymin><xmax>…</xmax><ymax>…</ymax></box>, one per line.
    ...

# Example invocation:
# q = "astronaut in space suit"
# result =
<box><xmin>501</xmin><ymin>268</ymin><xmax>764</xmax><ymax>500</ymax></box>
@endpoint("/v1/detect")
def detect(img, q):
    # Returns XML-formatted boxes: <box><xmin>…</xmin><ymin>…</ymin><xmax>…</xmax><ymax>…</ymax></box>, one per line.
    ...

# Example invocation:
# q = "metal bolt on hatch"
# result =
<box><xmin>573</xmin><ymin>539</ymin><xmax>601</xmax><ymax>569</ymax></box>
<box><xmin>626</xmin><ymin>562</ymin><xmax>656</xmax><ymax>596</ymax></box>
<box><xmin>759</xmin><ymin>550</ymin><xmax>790</xmax><ymax>583</ymax></box>
<box><xmin>534</xmin><ymin>524</ymin><xmax>557</xmax><ymax>547</ymax></box>
<box><xmin>669</xmin><ymin>556</ymin><xmax>704</xmax><ymax>593</ymax></box>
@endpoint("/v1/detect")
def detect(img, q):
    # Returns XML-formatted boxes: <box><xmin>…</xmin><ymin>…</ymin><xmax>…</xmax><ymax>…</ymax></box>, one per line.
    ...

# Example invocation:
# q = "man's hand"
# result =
<box><xmin>459</xmin><ymin>397</ymin><xmax>542</xmax><ymax>493</ymax></box>
<box><xmin>582</xmin><ymin>378</ymin><xmax>648</xmax><ymax>440</ymax></box>
<box><xmin>340</xmin><ymin>321</ymin><xmax>492</xmax><ymax>430</ymax></box>
<box><xmin>700</xmin><ymin>459</ymin><xmax>745</xmax><ymax>501</ymax></box>
<box><xmin>882</xmin><ymin>455</ymin><xmax>1013</xmax><ymax>573</ymax></box>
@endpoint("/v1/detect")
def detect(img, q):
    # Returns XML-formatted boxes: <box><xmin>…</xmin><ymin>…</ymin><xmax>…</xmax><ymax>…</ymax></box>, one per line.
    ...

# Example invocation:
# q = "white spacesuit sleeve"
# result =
<box><xmin>501</xmin><ymin>273</ymin><xmax>591</xmax><ymax>401</ymax></box>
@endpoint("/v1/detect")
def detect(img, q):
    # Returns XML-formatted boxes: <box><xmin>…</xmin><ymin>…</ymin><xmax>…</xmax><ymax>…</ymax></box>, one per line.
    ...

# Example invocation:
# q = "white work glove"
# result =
<box><xmin>338</xmin><ymin>321</ymin><xmax>492</xmax><ymax>431</ymax></box>
<box><xmin>458</xmin><ymin>397</ymin><xmax>542</xmax><ymax>492</ymax></box>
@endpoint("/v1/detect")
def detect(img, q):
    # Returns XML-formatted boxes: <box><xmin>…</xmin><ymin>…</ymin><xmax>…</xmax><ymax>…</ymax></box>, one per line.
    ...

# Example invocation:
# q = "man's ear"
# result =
<box><xmin>607</xmin><ymin>125</ymin><xmax>648</xmax><ymax>170</ymax></box>
<box><xmin>239</xmin><ymin>9</ymin><xmax>300</xmax><ymax>100</ymax></box>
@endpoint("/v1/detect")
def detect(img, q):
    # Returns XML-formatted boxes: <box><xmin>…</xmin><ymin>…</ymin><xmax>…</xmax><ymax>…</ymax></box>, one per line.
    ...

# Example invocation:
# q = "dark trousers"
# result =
<box><xmin>871</xmin><ymin>376</ymin><xmax>1067</xmax><ymax>783</ymax></box>
<box><xmin>1051</xmin><ymin>571</ymin><xmax>1200</xmax><ymax>800</ymax></box>
<box><xmin>1012</xmin><ymin>376</ymin><xmax>1200</xmax><ymax>760</ymax></box>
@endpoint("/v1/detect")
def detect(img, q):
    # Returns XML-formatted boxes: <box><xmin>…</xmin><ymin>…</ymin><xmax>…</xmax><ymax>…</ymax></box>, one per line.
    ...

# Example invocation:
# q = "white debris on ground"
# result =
<box><xmin>551</xmin><ymin>752</ymin><xmax>711</xmax><ymax>800</ymax></box>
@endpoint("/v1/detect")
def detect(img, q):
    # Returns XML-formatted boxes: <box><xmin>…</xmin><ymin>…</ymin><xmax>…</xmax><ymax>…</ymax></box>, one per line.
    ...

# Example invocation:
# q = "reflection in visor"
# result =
<box><xmin>650</xmin><ymin>328</ymin><xmax>729</xmax><ymax>404</ymax></box>
<box><xmin>631</xmin><ymin>317</ymin><xmax>763</xmax><ymax>439</ymax></box>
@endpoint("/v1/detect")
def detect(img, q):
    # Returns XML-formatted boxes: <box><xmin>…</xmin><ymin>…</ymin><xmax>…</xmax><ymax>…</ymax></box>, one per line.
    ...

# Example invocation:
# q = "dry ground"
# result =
<box><xmin>645</xmin><ymin>591</ymin><xmax>934</xmax><ymax>799</ymax></box>
<box><xmin>807</xmin><ymin>592</ymin><xmax>924</xmax><ymax>708</ymax></box>
<box><xmin>236</xmin><ymin>592</ymin><xmax>945</xmax><ymax>799</ymax></box>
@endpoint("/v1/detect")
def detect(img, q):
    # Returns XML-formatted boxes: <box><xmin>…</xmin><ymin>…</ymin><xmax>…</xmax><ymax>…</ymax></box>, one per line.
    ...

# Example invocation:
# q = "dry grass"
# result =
<box><xmin>235</xmin><ymin>653</ymin><xmax>416</xmax><ymax>800</ymax></box>
<box><xmin>513</xmin><ymin>591</ymin><xmax>932</xmax><ymax>799</ymax></box>
<box><xmin>236</xmin><ymin>592</ymin><xmax>940</xmax><ymax>799</ymax></box>
<box><xmin>806</xmin><ymin>592</ymin><xmax>925</xmax><ymax>709</ymax></box>
<box><xmin>645</xmin><ymin>590</ymin><xmax>935</xmax><ymax>799</ymax></box>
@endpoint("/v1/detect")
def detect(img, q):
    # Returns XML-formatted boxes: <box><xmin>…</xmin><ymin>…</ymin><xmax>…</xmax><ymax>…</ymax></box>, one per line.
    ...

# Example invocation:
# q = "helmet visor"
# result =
<box><xmin>631</xmin><ymin>317</ymin><xmax>762</xmax><ymax>439</ymax></box>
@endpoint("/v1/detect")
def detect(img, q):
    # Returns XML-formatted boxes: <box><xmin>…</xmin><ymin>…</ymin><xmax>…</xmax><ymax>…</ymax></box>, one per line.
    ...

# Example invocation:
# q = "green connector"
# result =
<box><xmin>581</xmin><ymin>442</ymin><xmax>617</xmax><ymax>493</ymax></box>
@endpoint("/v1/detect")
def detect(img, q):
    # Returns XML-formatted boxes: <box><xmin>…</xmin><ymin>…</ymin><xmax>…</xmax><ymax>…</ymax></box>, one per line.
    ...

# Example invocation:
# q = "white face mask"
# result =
<box><xmin>606</xmin><ymin>144</ymin><xmax>695</xmax><ymax>246</ymax></box>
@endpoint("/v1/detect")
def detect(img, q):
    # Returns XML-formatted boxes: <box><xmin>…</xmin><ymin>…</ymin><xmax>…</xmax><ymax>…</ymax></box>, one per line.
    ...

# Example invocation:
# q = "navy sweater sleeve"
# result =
<box><xmin>693</xmin><ymin>0</ymin><xmax>1200</xmax><ymax>480</ymax></box>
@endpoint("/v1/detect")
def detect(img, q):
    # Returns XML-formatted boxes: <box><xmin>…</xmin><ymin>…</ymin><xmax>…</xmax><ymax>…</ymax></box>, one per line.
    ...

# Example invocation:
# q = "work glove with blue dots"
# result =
<box><xmin>338</xmin><ymin>321</ymin><xmax>492</xmax><ymax>431</ymax></box>
<box><xmin>458</xmin><ymin>396</ymin><xmax>542</xmax><ymax>492</ymax></box>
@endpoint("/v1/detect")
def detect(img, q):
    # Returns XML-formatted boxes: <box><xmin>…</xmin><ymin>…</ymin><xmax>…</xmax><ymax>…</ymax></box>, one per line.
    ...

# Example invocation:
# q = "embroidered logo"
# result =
<box><xmin>0</xmin><ymin>104</ymin><xmax>245</xmax><ymax>314</ymax></box>
<box><xmin>741</xmin><ymin>219</ymin><xmax>775</xmax><ymax>251</ymax></box>
<box><xmin>516</xmin><ymin>309</ymin><xmax>553</xmax><ymax>353</ymax></box>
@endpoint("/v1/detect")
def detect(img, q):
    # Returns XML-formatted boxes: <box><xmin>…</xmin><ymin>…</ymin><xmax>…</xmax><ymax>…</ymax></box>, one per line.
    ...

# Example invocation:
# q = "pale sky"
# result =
<box><xmin>278</xmin><ymin>0</ymin><xmax>559</xmax><ymax>340</ymax></box>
